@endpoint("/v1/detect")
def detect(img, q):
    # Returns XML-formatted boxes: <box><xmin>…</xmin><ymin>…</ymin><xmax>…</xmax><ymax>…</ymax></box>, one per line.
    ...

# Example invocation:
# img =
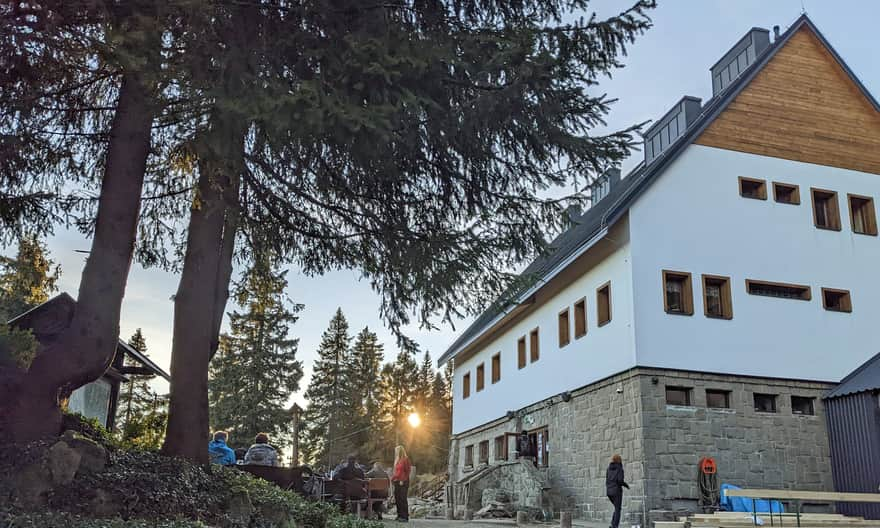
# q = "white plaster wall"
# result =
<box><xmin>629</xmin><ymin>144</ymin><xmax>880</xmax><ymax>382</ymax></box>
<box><xmin>451</xmin><ymin>240</ymin><xmax>636</xmax><ymax>434</ymax></box>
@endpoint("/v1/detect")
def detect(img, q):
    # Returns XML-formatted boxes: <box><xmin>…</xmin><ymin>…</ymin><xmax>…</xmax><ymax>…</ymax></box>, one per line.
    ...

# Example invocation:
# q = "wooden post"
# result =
<box><xmin>290</xmin><ymin>403</ymin><xmax>302</xmax><ymax>466</ymax></box>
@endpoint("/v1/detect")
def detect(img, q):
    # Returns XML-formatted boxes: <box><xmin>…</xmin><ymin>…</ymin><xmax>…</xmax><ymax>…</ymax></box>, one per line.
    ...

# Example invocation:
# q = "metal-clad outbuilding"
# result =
<box><xmin>824</xmin><ymin>352</ymin><xmax>880</xmax><ymax>520</ymax></box>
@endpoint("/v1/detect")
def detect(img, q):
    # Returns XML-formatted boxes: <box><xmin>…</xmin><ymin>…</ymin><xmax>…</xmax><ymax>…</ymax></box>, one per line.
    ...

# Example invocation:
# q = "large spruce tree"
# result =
<box><xmin>116</xmin><ymin>328</ymin><xmax>168</xmax><ymax>449</ymax></box>
<box><xmin>208</xmin><ymin>260</ymin><xmax>303</xmax><ymax>451</ymax></box>
<box><xmin>346</xmin><ymin>327</ymin><xmax>386</xmax><ymax>462</ymax></box>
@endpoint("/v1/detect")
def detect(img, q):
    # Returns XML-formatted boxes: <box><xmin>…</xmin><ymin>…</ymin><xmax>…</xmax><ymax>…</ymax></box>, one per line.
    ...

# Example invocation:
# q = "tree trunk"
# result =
<box><xmin>0</xmin><ymin>73</ymin><xmax>154</xmax><ymax>442</ymax></box>
<box><xmin>161</xmin><ymin>115</ymin><xmax>244</xmax><ymax>463</ymax></box>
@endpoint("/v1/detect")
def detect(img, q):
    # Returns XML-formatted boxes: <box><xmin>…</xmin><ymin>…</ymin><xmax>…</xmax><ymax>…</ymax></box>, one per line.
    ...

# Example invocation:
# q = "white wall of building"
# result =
<box><xmin>629</xmin><ymin>144</ymin><xmax>880</xmax><ymax>382</ymax></box>
<box><xmin>451</xmin><ymin>240</ymin><xmax>636</xmax><ymax>434</ymax></box>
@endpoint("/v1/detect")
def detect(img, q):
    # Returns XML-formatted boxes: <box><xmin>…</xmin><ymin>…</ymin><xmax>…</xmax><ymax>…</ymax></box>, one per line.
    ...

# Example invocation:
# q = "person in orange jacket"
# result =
<box><xmin>391</xmin><ymin>445</ymin><xmax>412</xmax><ymax>522</ymax></box>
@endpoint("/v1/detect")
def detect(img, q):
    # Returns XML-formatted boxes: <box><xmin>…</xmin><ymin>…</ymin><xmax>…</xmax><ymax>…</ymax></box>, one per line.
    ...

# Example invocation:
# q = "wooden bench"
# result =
<box><xmin>723</xmin><ymin>488</ymin><xmax>880</xmax><ymax>527</ymax></box>
<box><xmin>236</xmin><ymin>465</ymin><xmax>307</xmax><ymax>494</ymax></box>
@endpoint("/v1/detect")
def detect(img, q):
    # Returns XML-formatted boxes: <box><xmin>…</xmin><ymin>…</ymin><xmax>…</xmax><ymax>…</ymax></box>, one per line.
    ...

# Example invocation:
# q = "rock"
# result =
<box><xmin>61</xmin><ymin>430</ymin><xmax>107</xmax><ymax>474</ymax></box>
<box><xmin>226</xmin><ymin>488</ymin><xmax>254</xmax><ymax>526</ymax></box>
<box><xmin>91</xmin><ymin>488</ymin><xmax>122</xmax><ymax>517</ymax></box>
<box><xmin>12</xmin><ymin>463</ymin><xmax>52</xmax><ymax>508</ymax></box>
<box><xmin>46</xmin><ymin>440</ymin><xmax>82</xmax><ymax>486</ymax></box>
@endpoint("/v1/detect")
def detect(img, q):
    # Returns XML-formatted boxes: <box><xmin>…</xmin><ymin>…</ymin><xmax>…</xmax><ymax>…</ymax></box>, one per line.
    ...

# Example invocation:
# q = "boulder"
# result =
<box><xmin>61</xmin><ymin>430</ymin><xmax>107</xmax><ymax>474</ymax></box>
<box><xmin>46</xmin><ymin>440</ymin><xmax>82</xmax><ymax>486</ymax></box>
<box><xmin>226</xmin><ymin>488</ymin><xmax>254</xmax><ymax>527</ymax></box>
<box><xmin>91</xmin><ymin>488</ymin><xmax>122</xmax><ymax>517</ymax></box>
<box><xmin>12</xmin><ymin>463</ymin><xmax>52</xmax><ymax>508</ymax></box>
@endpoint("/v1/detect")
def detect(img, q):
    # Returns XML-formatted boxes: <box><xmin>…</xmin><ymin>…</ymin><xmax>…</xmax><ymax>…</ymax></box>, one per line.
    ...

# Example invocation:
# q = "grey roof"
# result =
<box><xmin>825</xmin><ymin>352</ymin><xmax>880</xmax><ymax>399</ymax></box>
<box><xmin>439</xmin><ymin>14</ymin><xmax>880</xmax><ymax>366</ymax></box>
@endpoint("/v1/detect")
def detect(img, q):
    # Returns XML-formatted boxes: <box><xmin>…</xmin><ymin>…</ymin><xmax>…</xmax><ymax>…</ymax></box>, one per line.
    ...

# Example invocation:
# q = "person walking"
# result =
<box><xmin>605</xmin><ymin>454</ymin><xmax>629</xmax><ymax>528</ymax></box>
<box><xmin>392</xmin><ymin>445</ymin><xmax>412</xmax><ymax>522</ymax></box>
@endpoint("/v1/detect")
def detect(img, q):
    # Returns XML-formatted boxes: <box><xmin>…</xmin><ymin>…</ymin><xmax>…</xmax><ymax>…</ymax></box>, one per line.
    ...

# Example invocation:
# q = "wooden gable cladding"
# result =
<box><xmin>695</xmin><ymin>27</ymin><xmax>880</xmax><ymax>176</ymax></box>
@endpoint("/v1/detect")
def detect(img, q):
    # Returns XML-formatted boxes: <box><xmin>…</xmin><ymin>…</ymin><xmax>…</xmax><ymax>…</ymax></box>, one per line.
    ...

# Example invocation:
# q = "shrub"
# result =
<box><xmin>0</xmin><ymin>324</ymin><xmax>37</xmax><ymax>370</ymax></box>
<box><xmin>0</xmin><ymin>512</ymin><xmax>207</xmax><ymax>527</ymax></box>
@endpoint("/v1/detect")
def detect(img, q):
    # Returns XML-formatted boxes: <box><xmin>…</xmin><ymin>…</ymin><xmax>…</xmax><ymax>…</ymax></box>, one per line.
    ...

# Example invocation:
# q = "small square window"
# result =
<box><xmin>663</xmin><ymin>270</ymin><xmax>694</xmax><ymax>315</ymax></box>
<box><xmin>773</xmin><ymin>182</ymin><xmax>800</xmax><ymax>205</ymax></box>
<box><xmin>597</xmin><ymin>282</ymin><xmax>612</xmax><ymax>326</ymax></box>
<box><xmin>464</xmin><ymin>445</ymin><xmax>474</xmax><ymax>467</ymax></box>
<box><xmin>462</xmin><ymin>373</ymin><xmax>471</xmax><ymax>399</ymax></box>
<box><xmin>491</xmin><ymin>353</ymin><xmax>501</xmax><ymax>384</ymax></box>
<box><xmin>479</xmin><ymin>440</ymin><xmax>489</xmax><ymax>464</ymax></box>
<box><xmin>517</xmin><ymin>336</ymin><xmax>526</xmax><ymax>369</ymax></box>
<box><xmin>754</xmin><ymin>393</ymin><xmax>777</xmax><ymax>413</ymax></box>
<box><xmin>530</xmin><ymin>328</ymin><xmax>540</xmax><ymax>363</ymax></box>
<box><xmin>791</xmin><ymin>396</ymin><xmax>815</xmax><ymax>416</ymax></box>
<box><xmin>574</xmin><ymin>298</ymin><xmax>587</xmax><ymax>338</ymax></box>
<box><xmin>822</xmin><ymin>288</ymin><xmax>852</xmax><ymax>313</ymax></box>
<box><xmin>848</xmin><ymin>194</ymin><xmax>878</xmax><ymax>236</ymax></box>
<box><xmin>558</xmin><ymin>308</ymin><xmax>571</xmax><ymax>347</ymax></box>
<box><xmin>666</xmin><ymin>386</ymin><xmax>692</xmax><ymax>406</ymax></box>
<box><xmin>703</xmin><ymin>275</ymin><xmax>733</xmax><ymax>319</ymax></box>
<box><xmin>812</xmin><ymin>188</ymin><xmax>841</xmax><ymax>231</ymax></box>
<box><xmin>706</xmin><ymin>389</ymin><xmax>731</xmax><ymax>409</ymax></box>
<box><xmin>739</xmin><ymin>177</ymin><xmax>768</xmax><ymax>200</ymax></box>
<box><xmin>476</xmin><ymin>363</ymin><xmax>485</xmax><ymax>392</ymax></box>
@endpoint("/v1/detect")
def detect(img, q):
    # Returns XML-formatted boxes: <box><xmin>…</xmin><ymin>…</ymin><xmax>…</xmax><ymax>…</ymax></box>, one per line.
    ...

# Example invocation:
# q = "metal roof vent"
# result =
<box><xmin>711</xmin><ymin>27</ymin><xmax>771</xmax><ymax>96</ymax></box>
<box><xmin>643</xmin><ymin>97</ymin><xmax>702</xmax><ymax>165</ymax></box>
<box><xmin>588</xmin><ymin>167</ymin><xmax>620</xmax><ymax>206</ymax></box>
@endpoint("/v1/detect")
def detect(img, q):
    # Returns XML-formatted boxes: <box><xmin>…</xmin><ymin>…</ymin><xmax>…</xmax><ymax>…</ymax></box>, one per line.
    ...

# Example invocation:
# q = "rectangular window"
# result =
<box><xmin>754</xmin><ymin>393</ymin><xmax>777</xmax><ymax>413</ymax></box>
<box><xmin>663</xmin><ymin>270</ymin><xmax>694</xmax><ymax>315</ymax></box>
<box><xmin>746</xmin><ymin>279</ymin><xmax>811</xmax><ymax>301</ymax></box>
<box><xmin>529</xmin><ymin>328</ymin><xmax>540</xmax><ymax>363</ymax></box>
<box><xmin>791</xmin><ymin>396</ymin><xmax>815</xmax><ymax>416</ymax></box>
<box><xmin>574</xmin><ymin>298</ymin><xmax>587</xmax><ymax>338</ymax></box>
<box><xmin>702</xmin><ymin>275</ymin><xmax>733</xmax><ymax>319</ymax></box>
<box><xmin>739</xmin><ymin>177</ymin><xmax>767</xmax><ymax>200</ymax></box>
<box><xmin>476</xmin><ymin>363</ymin><xmax>485</xmax><ymax>392</ymax></box>
<box><xmin>464</xmin><ymin>445</ymin><xmax>474</xmax><ymax>467</ymax></box>
<box><xmin>517</xmin><ymin>336</ymin><xmax>526</xmax><ymax>369</ymax></box>
<box><xmin>811</xmin><ymin>188</ymin><xmax>841</xmax><ymax>231</ymax></box>
<box><xmin>462</xmin><ymin>373</ymin><xmax>471</xmax><ymax>399</ymax></box>
<box><xmin>558</xmin><ymin>308</ymin><xmax>570</xmax><ymax>347</ymax></box>
<box><xmin>665</xmin><ymin>386</ymin><xmax>692</xmax><ymax>406</ymax></box>
<box><xmin>848</xmin><ymin>194</ymin><xmax>878</xmax><ymax>235</ymax></box>
<box><xmin>706</xmin><ymin>389</ymin><xmax>731</xmax><ymax>409</ymax></box>
<box><xmin>822</xmin><ymin>288</ymin><xmax>852</xmax><ymax>313</ymax></box>
<box><xmin>597</xmin><ymin>282</ymin><xmax>612</xmax><ymax>326</ymax></box>
<box><xmin>491</xmin><ymin>353</ymin><xmax>501</xmax><ymax>384</ymax></box>
<box><xmin>773</xmin><ymin>182</ymin><xmax>800</xmax><ymax>205</ymax></box>
<box><xmin>494</xmin><ymin>435</ymin><xmax>507</xmax><ymax>461</ymax></box>
<box><xmin>479</xmin><ymin>440</ymin><xmax>489</xmax><ymax>464</ymax></box>
<box><xmin>526</xmin><ymin>428</ymin><xmax>550</xmax><ymax>468</ymax></box>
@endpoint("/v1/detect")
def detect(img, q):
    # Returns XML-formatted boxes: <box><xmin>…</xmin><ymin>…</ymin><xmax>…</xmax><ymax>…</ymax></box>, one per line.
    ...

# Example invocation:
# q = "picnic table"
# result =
<box><xmin>316</xmin><ymin>477</ymin><xmax>390</xmax><ymax>519</ymax></box>
<box><xmin>723</xmin><ymin>487</ymin><xmax>880</xmax><ymax>527</ymax></box>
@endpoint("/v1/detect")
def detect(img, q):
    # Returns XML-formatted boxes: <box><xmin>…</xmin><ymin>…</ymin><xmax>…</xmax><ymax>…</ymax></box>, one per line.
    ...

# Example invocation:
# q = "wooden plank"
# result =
<box><xmin>724</xmin><ymin>488</ymin><xmax>880</xmax><ymax>503</ymax></box>
<box><xmin>695</xmin><ymin>26</ymin><xmax>880</xmax><ymax>176</ymax></box>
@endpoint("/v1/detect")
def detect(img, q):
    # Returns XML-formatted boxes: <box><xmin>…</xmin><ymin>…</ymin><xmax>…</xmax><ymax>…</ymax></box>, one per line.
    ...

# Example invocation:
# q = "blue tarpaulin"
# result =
<box><xmin>720</xmin><ymin>484</ymin><xmax>785</xmax><ymax>514</ymax></box>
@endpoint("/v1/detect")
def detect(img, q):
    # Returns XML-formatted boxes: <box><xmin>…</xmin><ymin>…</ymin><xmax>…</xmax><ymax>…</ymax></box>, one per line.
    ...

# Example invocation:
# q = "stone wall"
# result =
<box><xmin>448</xmin><ymin>367</ymin><xmax>835</xmax><ymax>523</ymax></box>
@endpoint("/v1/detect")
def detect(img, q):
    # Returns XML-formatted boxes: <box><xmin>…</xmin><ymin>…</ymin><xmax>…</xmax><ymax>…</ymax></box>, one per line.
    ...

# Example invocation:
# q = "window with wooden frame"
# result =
<box><xmin>517</xmin><ymin>336</ymin><xmax>527</xmax><ymax>369</ymax></box>
<box><xmin>557</xmin><ymin>308</ymin><xmax>570</xmax><ymax>347</ymax></box>
<box><xmin>476</xmin><ymin>363</ymin><xmax>485</xmax><ymax>392</ymax></box>
<box><xmin>526</xmin><ymin>427</ymin><xmax>550</xmax><ymax>468</ymax></box>
<box><xmin>791</xmin><ymin>396</ymin><xmax>815</xmax><ymax>416</ymax></box>
<box><xmin>739</xmin><ymin>177</ymin><xmax>767</xmax><ymax>200</ymax></box>
<box><xmin>494</xmin><ymin>435</ymin><xmax>507</xmax><ymax>461</ymax></box>
<box><xmin>478</xmin><ymin>440</ymin><xmax>489</xmax><ymax>464</ymax></box>
<box><xmin>702</xmin><ymin>275</ymin><xmax>733</xmax><ymax>319</ymax></box>
<box><xmin>754</xmin><ymin>393</ymin><xmax>777</xmax><ymax>413</ymax></box>
<box><xmin>746</xmin><ymin>279</ymin><xmax>811</xmax><ymax>301</ymax></box>
<box><xmin>848</xmin><ymin>194</ymin><xmax>878</xmax><ymax>235</ymax></box>
<box><xmin>663</xmin><ymin>270</ymin><xmax>694</xmax><ymax>315</ymax></box>
<box><xmin>822</xmin><ymin>288</ymin><xmax>852</xmax><ymax>313</ymax></box>
<box><xmin>464</xmin><ymin>445</ymin><xmax>474</xmax><ymax>467</ymax></box>
<box><xmin>665</xmin><ymin>386</ymin><xmax>692</xmax><ymax>406</ymax></box>
<box><xmin>811</xmin><ymin>188</ymin><xmax>841</xmax><ymax>231</ymax></box>
<box><xmin>529</xmin><ymin>328</ymin><xmax>540</xmax><ymax>363</ymax></box>
<box><xmin>462</xmin><ymin>373</ymin><xmax>471</xmax><ymax>399</ymax></box>
<box><xmin>597</xmin><ymin>282</ymin><xmax>612</xmax><ymax>326</ymax></box>
<box><xmin>706</xmin><ymin>389</ymin><xmax>731</xmax><ymax>409</ymax></box>
<box><xmin>573</xmin><ymin>298</ymin><xmax>587</xmax><ymax>338</ymax></box>
<box><xmin>491</xmin><ymin>353</ymin><xmax>501</xmax><ymax>384</ymax></box>
<box><xmin>773</xmin><ymin>182</ymin><xmax>800</xmax><ymax>205</ymax></box>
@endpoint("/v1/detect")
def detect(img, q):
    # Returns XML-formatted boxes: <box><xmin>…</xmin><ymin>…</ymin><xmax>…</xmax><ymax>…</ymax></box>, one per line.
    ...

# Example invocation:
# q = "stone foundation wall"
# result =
<box><xmin>448</xmin><ymin>367</ymin><xmax>835</xmax><ymax>523</ymax></box>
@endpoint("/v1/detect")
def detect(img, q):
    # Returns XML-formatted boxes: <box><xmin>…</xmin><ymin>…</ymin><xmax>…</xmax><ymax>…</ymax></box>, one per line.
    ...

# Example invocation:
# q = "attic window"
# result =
<box><xmin>822</xmin><ymin>288</ymin><xmax>852</xmax><ymax>313</ymax></box>
<box><xmin>773</xmin><ymin>182</ymin><xmax>800</xmax><ymax>205</ymax></box>
<box><xmin>462</xmin><ymin>373</ymin><xmax>471</xmax><ymax>399</ymax></box>
<box><xmin>663</xmin><ymin>270</ymin><xmax>694</xmax><ymax>315</ymax></box>
<box><xmin>849</xmin><ymin>194</ymin><xmax>878</xmax><ymax>236</ymax></box>
<box><xmin>558</xmin><ymin>308</ymin><xmax>570</xmax><ymax>347</ymax></box>
<box><xmin>703</xmin><ymin>275</ymin><xmax>733</xmax><ymax>319</ymax></box>
<box><xmin>597</xmin><ymin>282</ymin><xmax>612</xmax><ymax>326</ymax></box>
<box><xmin>746</xmin><ymin>280</ymin><xmax>811</xmax><ymax>301</ymax></box>
<box><xmin>517</xmin><ymin>336</ymin><xmax>526</xmax><ymax>369</ymax></box>
<box><xmin>739</xmin><ymin>177</ymin><xmax>767</xmax><ymax>200</ymax></box>
<box><xmin>812</xmin><ymin>188</ymin><xmax>841</xmax><ymax>231</ymax></box>
<box><xmin>574</xmin><ymin>298</ymin><xmax>587</xmax><ymax>339</ymax></box>
<box><xmin>476</xmin><ymin>363</ymin><xmax>485</xmax><ymax>392</ymax></box>
<box><xmin>529</xmin><ymin>328</ymin><xmax>540</xmax><ymax>363</ymax></box>
<box><xmin>491</xmin><ymin>353</ymin><xmax>501</xmax><ymax>384</ymax></box>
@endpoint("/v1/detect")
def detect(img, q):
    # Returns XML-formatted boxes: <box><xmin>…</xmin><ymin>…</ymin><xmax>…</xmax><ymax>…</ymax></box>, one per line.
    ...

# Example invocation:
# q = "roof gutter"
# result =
<box><xmin>438</xmin><ymin>225</ymin><xmax>610</xmax><ymax>366</ymax></box>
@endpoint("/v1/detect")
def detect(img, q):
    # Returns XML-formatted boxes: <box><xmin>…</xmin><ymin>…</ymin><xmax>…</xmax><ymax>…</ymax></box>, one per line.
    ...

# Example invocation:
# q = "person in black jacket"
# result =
<box><xmin>605</xmin><ymin>454</ymin><xmax>629</xmax><ymax>528</ymax></box>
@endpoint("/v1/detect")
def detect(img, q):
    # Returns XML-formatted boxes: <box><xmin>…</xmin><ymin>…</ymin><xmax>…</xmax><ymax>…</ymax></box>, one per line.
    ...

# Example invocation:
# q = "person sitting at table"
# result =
<box><xmin>243</xmin><ymin>432</ymin><xmax>279</xmax><ymax>466</ymax></box>
<box><xmin>336</xmin><ymin>454</ymin><xmax>366</xmax><ymax>480</ymax></box>
<box><xmin>365</xmin><ymin>462</ymin><xmax>387</xmax><ymax>479</ymax></box>
<box><xmin>365</xmin><ymin>462</ymin><xmax>389</xmax><ymax>520</ymax></box>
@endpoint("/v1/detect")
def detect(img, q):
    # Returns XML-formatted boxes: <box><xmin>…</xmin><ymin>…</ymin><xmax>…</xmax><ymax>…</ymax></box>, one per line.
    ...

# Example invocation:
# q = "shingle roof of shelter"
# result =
<box><xmin>825</xmin><ymin>352</ymin><xmax>880</xmax><ymax>399</ymax></box>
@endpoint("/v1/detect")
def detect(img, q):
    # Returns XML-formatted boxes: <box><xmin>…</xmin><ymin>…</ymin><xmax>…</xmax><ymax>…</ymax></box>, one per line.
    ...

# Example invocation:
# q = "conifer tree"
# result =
<box><xmin>347</xmin><ymin>327</ymin><xmax>385</xmax><ymax>462</ymax></box>
<box><xmin>301</xmin><ymin>308</ymin><xmax>356</xmax><ymax>467</ymax></box>
<box><xmin>117</xmin><ymin>329</ymin><xmax>156</xmax><ymax>433</ymax></box>
<box><xmin>208</xmin><ymin>260</ymin><xmax>303</xmax><ymax>450</ymax></box>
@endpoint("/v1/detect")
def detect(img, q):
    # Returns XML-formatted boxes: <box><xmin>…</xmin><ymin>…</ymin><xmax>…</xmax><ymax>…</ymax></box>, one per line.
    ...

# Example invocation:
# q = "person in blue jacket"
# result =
<box><xmin>209</xmin><ymin>431</ymin><xmax>237</xmax><ymax>466</ymax></box>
